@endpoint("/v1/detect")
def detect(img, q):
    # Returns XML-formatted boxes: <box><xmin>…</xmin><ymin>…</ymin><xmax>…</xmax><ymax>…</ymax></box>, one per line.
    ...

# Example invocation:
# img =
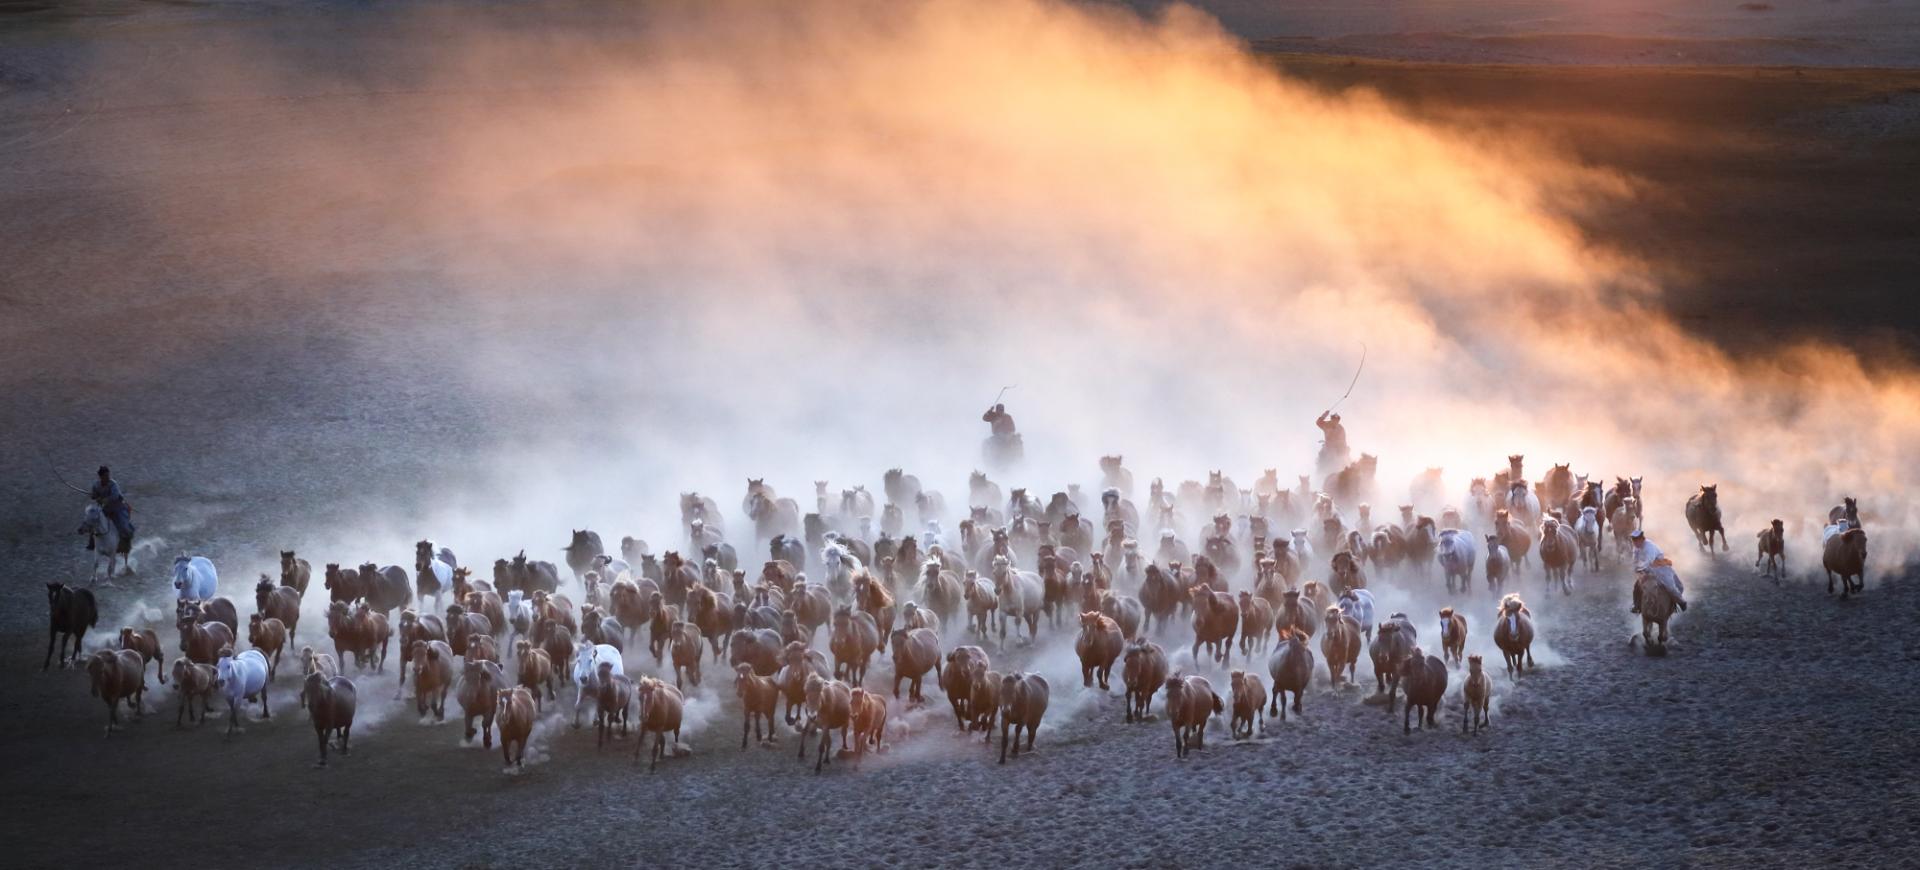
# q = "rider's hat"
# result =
<box><xmin>1630</xmin><ymin>529</ymin><xmax>1645</xmax><ymax>540</ymax></box>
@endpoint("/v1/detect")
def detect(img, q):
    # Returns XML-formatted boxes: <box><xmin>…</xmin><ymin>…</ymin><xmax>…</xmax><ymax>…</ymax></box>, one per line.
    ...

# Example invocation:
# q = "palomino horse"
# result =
<box><xmin>78</xmin><ymin>503</ymin><xmax>135</xmax><ymax>579</ymax></box>
<box><xmin>1632</xmin><ymin>574</ymin><xmax>1678</xmax><ymax>654</ymax></box>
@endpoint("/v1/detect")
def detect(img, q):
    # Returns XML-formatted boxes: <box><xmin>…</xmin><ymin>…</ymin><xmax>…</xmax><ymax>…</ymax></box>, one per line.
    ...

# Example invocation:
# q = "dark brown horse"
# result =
<box><xmin>46</xmin><ymin>583</ymin><xmax>99</xmax><ymax>670</ymax></box>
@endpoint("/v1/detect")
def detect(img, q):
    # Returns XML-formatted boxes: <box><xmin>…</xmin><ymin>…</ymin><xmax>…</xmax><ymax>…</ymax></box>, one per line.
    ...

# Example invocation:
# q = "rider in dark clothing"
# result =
<box><xmin>982</xmin><ymin>404</ymin><xmax>1017</xmax><ymax>437</ymax></box>
<box><xmin>88</xmin><ymin>466</ymin><xmax>134</xmax><ymax>547</ymax></box>
<box><xmin>1316</xmin><ymin>412</ymin><xmax>1348</xmax><ymax>455</ymax></box>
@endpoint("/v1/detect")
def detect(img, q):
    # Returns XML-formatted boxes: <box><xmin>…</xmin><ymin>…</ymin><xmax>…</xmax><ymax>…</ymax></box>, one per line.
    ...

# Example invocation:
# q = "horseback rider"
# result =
<box><xmin>88</xmin><ymin>466</ymin><xmax>135</xmax><ymax>549</ymax></box>
<box><xmin>1630</xmin><ymin>529</ymin><xmax>1687</xmax><ymax>613</ymax></box>
<box><xmin>1315</xmin><ymin>411</ymin><xmax>1351</xmax><ymax>477</ymax></box>
<box><xmin>982</xmin><ymin>403</ymin><xmax>1017</xmax><ymax>437</ymax></box>
<box><xmin>980</xmin><ymin>402</ymin><xmax>1023</xmax><ymax>471</ymax></box>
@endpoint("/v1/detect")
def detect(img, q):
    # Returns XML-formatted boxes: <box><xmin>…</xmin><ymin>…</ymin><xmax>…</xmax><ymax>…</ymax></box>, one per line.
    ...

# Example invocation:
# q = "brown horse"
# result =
<box><xmin>1369</xmin><ymin>620</ymin><xmax>1414</xmax><ymax>710</ymax></box>
<box><xmin>1538</xmin><ymin>518</ymin><xmax>1576</xmax><ymax>595</ymax></box>
<box><xmin>1319</xmin><ymin>607</ymin><xmax>1361</xmax><ymax>688</ymax></box>
<box><xmin>515</xmin><ymin>640</ymin><xmax>556</xmax><ymax>708</ymax></box>
<box><xmin>1462</xmin><ymin>655</ymin><xmax>1491</xmax><ymax>733</ymax></box>
<box><xmin>849</xmin><ymin>688</ymin><xmax>888</xmax><ymax>764</ymax></box>
<box><xmin>997</xmin><ymin>672</ymin><xmax>1049</xmax><ymax>763</ymax></box>
<box><xmin>303</xmin><ymin>672</ymin><xmax>357</xmax><ymax>767</ymax></box>
<box><xmin>890</xmin><ymin>627</ymin><xmax>941</xmax><ymax>701</ymax></box>
<box><xmin>1299</xmin><ymin>580</ymin><xmax>1332</xmax><ymax>615</ymax></box>
<box><xmin>280</xmin><ymin>551</ymin><xmax>312</xmax><ymax>597</ymax></box>
<box><xmin>830</xmin><ymin>606</ymin><xmax>881</xmax><ymax>686</ymax></box>
<box><xmin>170</xmin><ymin>659</ymin><xmax>218</xmax><ymax>726</ymax></box>
<box><xmin>1121</xmin><ymin>640</ymin><xmax>1168</xmax><ymax>723</ymax></box>
<box><xmin>1438</xmin><ymin>607</ymin><xmax>1467</xmax><ymax>667</ymax></box>
<box><xmin>669</xmin><ymin>621</ymin><xmax>704</xmax><ymax>689</ymax></box>
<box><xmin>1494</xmin><ymin>510</ymin><xmax>1531</xmax><ymax>573</ymax></box>
<box><xmin>1236</xmin><ymin>592</ymin><xmax>1274</xmax><ymax>659</ymax></box>
<box><xmin>1493</xmin><ymin>595</ymin><xmax>1535</xmax><ymax>675</ymax></box>
<box><xmin>1823</xmin><ymin>526</ymin><xmax>1868</xmax><ymax>599</ymax></box>
<box><xmin>735</xmin><ymin>663</ymin><xmax>780</xmax><ymax>748</ymax></box>
<box><xmin>1266</xmin><ymin>627</ymin><xmax>1314</xmax><ymax>720</ymax></box>
<box><xmin>1075</xmin><ymin>612</ymin><xmax>1123</xmax><ymax>690</ymax></box>
<box><xmin>594</xmin><ymin>662</ymin><xmax>634</xmax><ymax>748</ymax></box>
<box><xmin>46</xmin><ymin>583</ymin><xmax>98</xmax><ymax>670</ymax></box>
<box><xmin>939</xmin><ymin>645</ymin><xmax>988</xmax><ymax>730</ymax></box>
<box><xmin>458</xmin><ymin>659</ymin><xmax>506</xmax><ymax>746</ymax></box>
<box><xmin>87</xmin><ymin>648</ymin><xmax>146</xmax><ymax>736</ymax></box>
<box><xmin>1189</xmin><ymin>584</ymin><xmax>1238</xmax><ymax>666</ymax></box>
<box><xmin>1684</xmin><ymin>484</ymin><xmax>1729</xmax><ymax>553</ymax></box>
<box><xmin>1163</xmin><ymin>674</ymin><xmax>1222</xmax><ymax>759</ymax></box>
<box><xmin>411</xmin><ymin>639</ymin><xmax>454</xmax><ymax>719</ymax></box>
<box><xmin>255</xmin><ymin>575</ymin><xmax>302</xmax><ymax>641</ymax></box>
<box><xmin>634</xmin><ymin>677</ymin><xmax>686</xmax><ymax>772</ymax></box>
<box><xmin>1631</xmin><ymin>575</ymin><xmax>1677</xmax><ymax>653</ymax></box>
<box><xmin>247</xmin><ymin>614</ymin><xmax>288</xmax><ymax>680</ymax></box>
<box><xmin>496</xmin><ymin>687</ymin><xmax>536</xmax><ymax>771</ymax></box>
<box><xmin>1330</xmin><ymin>551</ymin><xmax>1367</xmax><ymax>595</ymax></box>
<box><xmin>120</xmin><ymin>627</ymin><xmax>165</xmax><ymax>685</ymax></box>
<box><xmin>1277</xmin><ymin>590</ymin><xmax>1319</xmax><ymax>641</ymax></box>
<box><xmin>1228</xmin><ymin>670</ymin><xmax>1266</xmax><ymax>739</ymax></box>
<box><xmin>688</xmin><ymin>583</ymin><xmax>737</xmax><ymax>658</ymax></box>
<box><xmin>799</xmin><ymin>674</ymin><xmax>852</xmax><ymax>773</ymax></box>
<box><xmin>1398</xmin><ymin>649</ymin><xmax>1449</xmax><ymax>734</ymax></box>
<box><xmin>1755</xmin><ymin>519</ymin><xmax>1786</xmax><ymax>579</ymax></box>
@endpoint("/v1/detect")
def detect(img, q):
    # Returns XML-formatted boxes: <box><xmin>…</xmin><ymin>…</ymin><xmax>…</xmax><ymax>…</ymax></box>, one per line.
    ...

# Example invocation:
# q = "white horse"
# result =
<box><xmin>1338</xmin><ymin>588</ymin><xmax>1377</xmax><ymax>641</ymax></box>
<box><xmin>505</xmin><ymin>591</ymin><xmax>534</xmax><ymax>647</ymax></box>
<box><xmin>172</xmin><ymin>555</ymin><xmax>218</xmax><ymax>601</ymax></box>
<box><xmin>217</xmin><ymin>648</ymin><xmax>271</xmax><ymax>736</ymax></box>
<box><xmin>821</xmin><ymin>542</ymin><xmax>861</xmax><ymax>602</ymax></box>
<box><xmin>78</xmin><ymin>504</ymin><xmax>134</xmax><ymax>578</ymax></box>
<box><xmin>990</xmin><ymin>557</ymin><xmax>1044</xmax><ymax>644</ymax></box>
<box><xmin>1506</xmin><ymin>482</ymin><xmax>1541</xmax><ymax>529</ymax></box>
<box><xmin>420</xmin><ymin>558</ymin><xmax>454</xmax><ymax>613</ymax></box>
<box><xmin>1436</xmin><ymin>529</ymin><xmax>1476</xmax><ymax>594</ymax></box>
<box><xmin>571</xmin><ymin>643</ymin><xmax>624</xmax><ymax>729</ymax></box>
<box><xmin>1465</xmin><ymin>480</ymin><xmax>1494</xmax><ymax>533</ymax></box>
<box><xmin>1574</xmin><ymin>506</ymin><xmax>1603</xmax><ymax>571</ymax></box>
<box><xmin>1289</xmin><ymin>529</ymin><xmax>1315</xmax><ymax>568</ymax></box>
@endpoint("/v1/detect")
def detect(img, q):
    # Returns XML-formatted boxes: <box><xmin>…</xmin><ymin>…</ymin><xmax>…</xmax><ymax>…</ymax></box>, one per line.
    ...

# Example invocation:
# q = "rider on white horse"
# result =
<box><xmin>88</xmin><ymin>466</ymin><xmax>135</xmax><ymax>550</ymax></box>
<box><xmin>1630</xmin><ymin>530</ymin><xmax>1687</xmax><ymax>614</ymax></box>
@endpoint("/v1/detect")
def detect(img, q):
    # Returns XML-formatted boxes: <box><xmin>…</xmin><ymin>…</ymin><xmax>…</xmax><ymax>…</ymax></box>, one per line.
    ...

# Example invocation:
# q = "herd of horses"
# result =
<box><xmin>44</xmin><ymin>453</ymin><xmax>1873</xmax><ymax>771</ymax></box>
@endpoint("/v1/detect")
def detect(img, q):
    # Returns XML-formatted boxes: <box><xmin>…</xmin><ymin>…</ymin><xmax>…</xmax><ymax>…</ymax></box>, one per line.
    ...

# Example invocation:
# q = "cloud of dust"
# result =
<box><xmin>78</xmin><ymin>0</ymin><xmax>1918</xmax><ymax>654</ymax></box>
<box><xmin>179</xmin><ymin>0</ymin><xmax>1907</xmax><ymax>574</ymax></box>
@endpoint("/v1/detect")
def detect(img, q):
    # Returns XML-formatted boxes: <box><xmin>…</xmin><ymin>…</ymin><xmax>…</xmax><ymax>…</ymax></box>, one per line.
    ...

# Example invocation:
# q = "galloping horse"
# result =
<box><xmin>1632</xmin><ymin>573</ymin><xmax>1678</xmax><ymax>654</ymax></box>
<box><xmin>78</xmin><ymin>503</ymin><xmax>135</xmax><ymax>578</ymax></box>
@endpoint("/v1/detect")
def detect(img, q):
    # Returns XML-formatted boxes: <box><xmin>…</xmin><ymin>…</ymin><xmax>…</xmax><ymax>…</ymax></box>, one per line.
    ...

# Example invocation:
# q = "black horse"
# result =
<box><xmin>45</xmin><ymin>583</ymin><xmax>98</xmax><ymax>669</ymax></box>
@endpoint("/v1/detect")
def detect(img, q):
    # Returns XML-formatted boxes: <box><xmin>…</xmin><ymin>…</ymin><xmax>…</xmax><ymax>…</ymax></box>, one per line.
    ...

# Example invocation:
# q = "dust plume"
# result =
<box><xmin>68</xmin><ymin>0</ymin><xmax>1919</xmax><ymax>576</ymax></box>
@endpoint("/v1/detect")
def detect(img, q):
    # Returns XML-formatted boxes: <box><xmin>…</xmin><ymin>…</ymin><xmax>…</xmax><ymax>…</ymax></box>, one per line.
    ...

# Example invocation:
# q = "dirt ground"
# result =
<box><xmin>5</xmin><ymin>3</ymin><xmax>1920</xmax><ymax>868</ymax></box>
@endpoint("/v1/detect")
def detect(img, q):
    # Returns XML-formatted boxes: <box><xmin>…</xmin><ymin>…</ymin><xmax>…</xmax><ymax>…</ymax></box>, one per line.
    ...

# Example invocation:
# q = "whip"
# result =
<box><xmin>1324</xmin><ymin>344</ymin><xmax>1367</xmax><ymax>415</ymax></box>
<box><xmin>38</xmin><ymin>446</ymin><xmax>91</xmax><ymax>497</ymax></box>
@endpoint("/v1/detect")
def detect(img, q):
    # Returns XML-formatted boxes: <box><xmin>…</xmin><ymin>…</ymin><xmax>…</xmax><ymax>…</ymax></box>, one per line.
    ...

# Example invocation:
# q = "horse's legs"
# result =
<box><xmin>44</xmin><ymin>626</ymin><xmax>56</xmax><ymax>671</ymax></box>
